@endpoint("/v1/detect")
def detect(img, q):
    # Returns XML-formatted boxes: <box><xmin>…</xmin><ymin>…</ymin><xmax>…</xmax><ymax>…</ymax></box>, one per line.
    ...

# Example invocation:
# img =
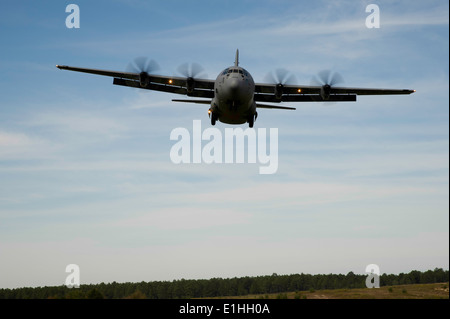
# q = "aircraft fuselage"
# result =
<box><xmin>209</xmin><ymin>50</ymin><xmax>257</xmax><ymax>127</ymax></box>
<box><xmin>211</xmin><ymin>66</ymin><xmax>256</xmax><ymax>125</ymax></box>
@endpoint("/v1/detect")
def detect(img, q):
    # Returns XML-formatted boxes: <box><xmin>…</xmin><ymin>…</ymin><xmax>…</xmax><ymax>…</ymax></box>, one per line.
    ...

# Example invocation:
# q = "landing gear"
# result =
<box><xmin>247</xmin><ymin>112</ymin><xmax>257</xmax><ymax>128</ymax></box>
<box><xmin>210</xmin><ymin>112</ymin><xmax>218</xmax><ymax>126</ymax></box>
<box><xmin>248</xmin><ymin>116</ymin><xmax>254</xmax><ymax>128</ymax></box>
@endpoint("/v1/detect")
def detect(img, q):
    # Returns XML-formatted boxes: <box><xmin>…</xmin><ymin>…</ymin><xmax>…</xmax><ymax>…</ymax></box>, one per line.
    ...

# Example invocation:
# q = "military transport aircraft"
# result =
<box><xmin>56</xmin><ymin>50</ymin><xmax>415</xmax><ymax>127</ymax></box>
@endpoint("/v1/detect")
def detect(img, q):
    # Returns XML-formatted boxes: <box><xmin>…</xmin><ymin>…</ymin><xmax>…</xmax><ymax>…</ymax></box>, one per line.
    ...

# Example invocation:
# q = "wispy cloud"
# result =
<box><xmin>25</xmin><ymin>110</ymin><xmax>128</xmax><ymax>139</ymax></box>
<box><xmin>0</xmin><ymin>130</ymin><xmax>56</xmax><ymax>160</ymax></box>
<box><xmin>112</xmin><ymin>207</ymin><xmax>252</xmax><ymax>230</ymax></box>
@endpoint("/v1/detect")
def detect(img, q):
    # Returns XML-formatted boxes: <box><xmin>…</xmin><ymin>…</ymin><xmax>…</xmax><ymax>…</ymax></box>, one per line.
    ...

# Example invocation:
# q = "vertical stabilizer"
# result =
<box><xmin>235</xmin><ymin>49</ymin><xmax>239</xmax><ymax>66</ymax></box>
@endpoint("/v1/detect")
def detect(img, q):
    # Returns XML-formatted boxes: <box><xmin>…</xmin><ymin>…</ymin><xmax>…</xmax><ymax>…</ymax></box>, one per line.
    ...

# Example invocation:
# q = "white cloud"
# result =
<box><xmin>0</xmin><ymin>131</ymin><xmax>34</xmax><ymax>147</ymax></box>
<box><xmin>0</xmin><ymin>130</ymin><xmax>55</xmax><ymax>159</ymax></box>
<box><xmin>112</xmin><ymin>207</ymin><xmax>252</xmax><ymax>230</ymax></box>
<box><xmin>26</xmin><ymin>110</ymin><xmax>127</xmax><ymax>138</ymax></box>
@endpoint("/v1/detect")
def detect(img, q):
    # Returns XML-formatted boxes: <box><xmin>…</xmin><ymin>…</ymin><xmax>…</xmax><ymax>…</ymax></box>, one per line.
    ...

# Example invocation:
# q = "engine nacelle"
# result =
<box><xmin>320</xmin><ymin>84</ymin><xmax>331</xmax><ymax>100</ymax></box>
<box><xmin>139</xmin><ymin>72</ymin><xmax>150</xmax><ymax>88</ymax></box>
<box><xmin>275</xmin><ymin>84</ymin><xmax>283</xmax><ymax>100</ymax></box>
<box><xmin>186</xmin><ymin>77</ymin><xmax>195</xmax><ymax>95</ymax></box>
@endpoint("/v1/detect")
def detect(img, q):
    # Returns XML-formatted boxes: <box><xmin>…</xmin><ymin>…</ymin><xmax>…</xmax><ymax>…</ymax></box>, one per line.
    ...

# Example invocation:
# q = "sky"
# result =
<box><xmin>0</xmin><ymin>0</ymin><xmax>448</xmax><ymax>289</ymax></box>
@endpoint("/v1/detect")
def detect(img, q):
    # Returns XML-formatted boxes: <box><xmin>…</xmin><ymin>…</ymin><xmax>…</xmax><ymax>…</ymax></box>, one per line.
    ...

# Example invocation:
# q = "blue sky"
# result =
<box><xmin>0</xmin><ymin>0</ymin><xmax>448</xmax><ymax>289</ymax></box>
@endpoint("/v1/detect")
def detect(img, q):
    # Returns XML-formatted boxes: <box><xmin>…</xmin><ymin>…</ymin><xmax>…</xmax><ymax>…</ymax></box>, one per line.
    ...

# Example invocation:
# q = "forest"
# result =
<box><xmin>0</xmin><ymin>268</ymin><xmax>447</xmax><ymax>299</ymax></box>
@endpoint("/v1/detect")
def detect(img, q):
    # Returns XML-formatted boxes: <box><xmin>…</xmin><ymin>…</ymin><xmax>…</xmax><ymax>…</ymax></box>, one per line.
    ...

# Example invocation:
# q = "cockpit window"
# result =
<box><xmin>224</xmin><ymin>68</ymin><xmax>249</xmax><ymax>77</ymax></box>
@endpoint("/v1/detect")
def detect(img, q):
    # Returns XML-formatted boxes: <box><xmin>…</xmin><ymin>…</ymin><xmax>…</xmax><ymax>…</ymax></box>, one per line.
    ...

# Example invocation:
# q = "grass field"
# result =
<box><xmin>212</xmin><ymin>282</ymin><xmax>449</xmax><ymax>299</ymax></box>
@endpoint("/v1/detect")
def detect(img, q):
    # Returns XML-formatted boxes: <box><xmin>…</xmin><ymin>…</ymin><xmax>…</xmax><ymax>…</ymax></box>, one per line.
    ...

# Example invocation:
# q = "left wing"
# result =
<box><xmin>56</xmin><ymin>65</ymin><xmax>215</xmax><ymax>98</ymax></box>
<box><xmin>254</xmin><ymin>82</ymin><xmax>415</xmax><ymax>103</ymax></box>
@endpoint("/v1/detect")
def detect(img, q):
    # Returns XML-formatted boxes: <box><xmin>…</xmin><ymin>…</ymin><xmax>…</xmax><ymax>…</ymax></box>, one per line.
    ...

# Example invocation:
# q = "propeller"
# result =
<box><xmin>126</xmin><ymin>57</ymin><xmax>160</xmax><ymax>88</ymax></box>
<box><xmin>177</xmin><ymin>62</ymin><xmax>207</xmax><ymax>79</ymax></box>
<box><xmin>177</xmin><ymin>63</ymin><xmax>207</xmax><ymax>95</ymax></box>
<box><xmin>265</xmin><ymin>68</ymin><xmax>297</xmax><ymax>86</ymax></box>
<box><xmin>311</xmin><ymin>70</ymin><xmax>344</xmax><ymax>101</ymax></box>
<box><xmin>264</xmin><ymin>68</ymin><xmax>297</xmax><ymax>100</ymax></box>
<box><xmin>311</xmin><ymin>70</ymin><xmax>344</xmax><ymax>87</ymax></box>
<box><xmin>126</xmin><ymin>57</ymin><xmax>160</xmax><ymax>74</ymax></box>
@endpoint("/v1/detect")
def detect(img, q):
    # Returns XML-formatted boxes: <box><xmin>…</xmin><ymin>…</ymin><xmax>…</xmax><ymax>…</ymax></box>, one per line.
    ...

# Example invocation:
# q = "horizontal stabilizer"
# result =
<box><xmin>256</xmin><ymin>103</ymin><xmax>296</xmax><ymax>110</ymax></box>
<box><xmin>172</xmin><ymin>99</ymin><xmax>211</xmax><ymax>104</ymax></box>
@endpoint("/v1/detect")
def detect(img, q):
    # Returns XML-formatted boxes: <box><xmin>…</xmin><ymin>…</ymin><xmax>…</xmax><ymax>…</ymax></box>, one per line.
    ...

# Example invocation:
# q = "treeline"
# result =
<box><xmin>0</xmin><ymin>268</ymin><xmax>448</xmax><ymax>299</ymax></box>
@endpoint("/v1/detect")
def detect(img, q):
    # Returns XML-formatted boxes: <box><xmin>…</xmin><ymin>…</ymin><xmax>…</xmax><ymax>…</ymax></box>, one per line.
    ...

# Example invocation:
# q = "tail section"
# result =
<box><xmin>234</xmin><ymin>49</ymin><xmax>239</xmax><ymax>67</ymax></box>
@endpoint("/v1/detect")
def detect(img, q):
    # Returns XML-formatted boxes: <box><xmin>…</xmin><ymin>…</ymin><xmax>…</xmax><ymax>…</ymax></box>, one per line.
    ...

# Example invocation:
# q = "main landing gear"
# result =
<box><xmin>247</xmin><ymin>112</ymin><xmax>257</xmax><ymax>128</ymax></box>
<box><xmin>209</xmin><ymin>109</ymin><xmax>218</xmax><ymax>126</ymax></box>
<box><xmin>209</xmin><ymin>109</ymin><xmax>257</xmax><ymax>128</ymax></box>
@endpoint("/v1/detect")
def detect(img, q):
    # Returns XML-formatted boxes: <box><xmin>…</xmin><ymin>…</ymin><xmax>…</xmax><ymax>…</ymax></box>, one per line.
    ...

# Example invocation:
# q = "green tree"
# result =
<box><xmin>65</xmin><ymin>289</ymin><xmax>86</xmax><ymax>299</ymax></box>
<box><xmin>86</xmin><ymin>288</ymin><xmax>104</xmax><ymax>299</ymax></box>
<box><xmin>124</xmin><ymin>290</ymin><xmax>146</xmax><ymax>299</ymax></box>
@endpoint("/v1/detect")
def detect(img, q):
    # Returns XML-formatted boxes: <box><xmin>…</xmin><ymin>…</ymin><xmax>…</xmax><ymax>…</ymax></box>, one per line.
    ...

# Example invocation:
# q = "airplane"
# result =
<box><xmin>56</xmin><ymin>49</ymin><xmax>415</xmax><ymax>127</ymax></box>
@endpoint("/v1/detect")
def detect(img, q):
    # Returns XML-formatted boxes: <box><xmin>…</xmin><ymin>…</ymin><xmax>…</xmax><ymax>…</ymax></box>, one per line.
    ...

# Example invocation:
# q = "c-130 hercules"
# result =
<box><xmin>57</xmin><ymin>49</ymin><xmax>415</xmax><ymax>127</ymax></box>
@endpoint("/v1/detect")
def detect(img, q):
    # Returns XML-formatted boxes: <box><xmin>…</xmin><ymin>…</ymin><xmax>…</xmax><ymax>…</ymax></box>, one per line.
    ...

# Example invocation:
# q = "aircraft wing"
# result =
<box><xmin>56</xmin><ymin>65</ymin><xmax>215</xmax><ymax>98</ymax></box>
<box><xmin>56</xmin><ymin>65</ymin><xmax>414</xmax><ymax>103</ymax></box>
<box><xmin>254</xmin><ymin>83</ymin><xmax>415</xmax><ymax>103</ymax></box>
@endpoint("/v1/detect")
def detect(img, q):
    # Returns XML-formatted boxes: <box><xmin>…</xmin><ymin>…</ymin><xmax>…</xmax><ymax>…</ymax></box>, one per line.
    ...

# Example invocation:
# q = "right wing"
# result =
<box><xmin>56</xmin><ymin>65</ymin><xmax>215</xmax><ymax>98</ymax></box>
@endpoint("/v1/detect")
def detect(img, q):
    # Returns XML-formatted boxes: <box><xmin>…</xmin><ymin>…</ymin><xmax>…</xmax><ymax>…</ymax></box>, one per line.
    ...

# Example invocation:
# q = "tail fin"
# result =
<box><xmin>234</xmin><ymin>49</ymin><xmax>239</xmax><ymax>67</ymax></box>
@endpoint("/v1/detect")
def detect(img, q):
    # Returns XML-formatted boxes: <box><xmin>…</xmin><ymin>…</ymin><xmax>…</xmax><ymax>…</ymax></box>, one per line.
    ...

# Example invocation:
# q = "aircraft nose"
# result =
<box><xmin>229</xmin><ymin>77</ymin><xmax>239</xmax><ymax>91</ymax></box>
